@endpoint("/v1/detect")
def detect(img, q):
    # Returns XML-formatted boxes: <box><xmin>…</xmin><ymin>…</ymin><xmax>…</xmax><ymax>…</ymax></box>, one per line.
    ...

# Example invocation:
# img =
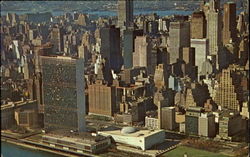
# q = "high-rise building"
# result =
<box><xmin>169</xmin><ymin>21</ymin><xmax>190</xmax><ymax>64</ymax></box>
<box><xmin>154</xmin><ymin>64</ymin><xmax>168</xmax><ymax>90</ymax></box>
<box><xmin>214</xmin><ymin>67</ymin><xmax>242</xmax><ymax>111</ymax></box>
<box><xmin>182</xmin><ymin>47</ymin><xmax>195</xmax><ymax>66</ymax></box>
<box><xmin>207</xmin><ymin>0</ymin><xmax>222</xmax><ymax>57</ymax></box>
<box><xmin>88</xmin><ymin>81</ymin><xmax>116</xmax><ymax>117</ymax></box>
<box><xmin>100</xmin><ymin>25</ymin><xmax>122</xmax><ymax>72</ymax></box>
<box><xmin>223</xmin><ymin>2</ymin><xmax>236</xmax><ymax>45</ymax></box>
<box><xmin>78</xmin><ymin>44</ymin><xmax>89</xmax><ymax>61</ymax></box>
<box><xmin>118</xmin><ymin>0</ymin><xmax>133</xmax><ymax>29</ymax></box>
<box><xmin>185</xmin><ymin>88</ymin><xmax>197</xmax><ymax>108</ymax></box>
<box><xmin>34</xmin><ymin>44</ymin><xmax>53</xmax><ymax>114</ymax></box>
<box><xmin>191</xmin><ymin>39</ymin><xmax>209</xmax><ymax>77</ymax></box>
<box><xmin>218</xmin><ymin>111</ymin><xmax>244</xmax><ymax>140</ymax></box>
<box><xmin>133</xmin><ymin>35</ymin><xmax>154</xmax><ymax>74</ymax></box>
<box><xmin>185</xmin><ymin>107</ymin><xmax>203</xmax><ymax>135</ymax></box>
<box><xmin>77</xmin><ymin>14</ymin><xmax>89</xmax><ymax>26</ymax></box>
<box><xmin>51</xmin><ymin>27</ymin><xmax>64</xmax><ymax>52</ymax></box>
<box><xmin>209</xmin><ymin>0</ymin><xmax>220</xmax><ymax>11</ymax></box>
<box><xmin>198</xmin><ymin>113</ymin><xmax>216</xmax><ymax>137</ymax></box>
<box><xmin>41</xmin><ymin>56</ymin><xmax>86</xmax><ymax>132</ymax></box>
<box><xmin>123</xmin><ymin>29</ymin><xmax>143</xmax><ymax>69</ymax></box>
<box><xmin>161</xmin><ymin>107</ymin><xmax>176</xmax><ymax>130</ymax></box>
<box><xmin>191</xmin><ymin>11</ymin><xmax>207</xmax><ymax>39</ymax></box>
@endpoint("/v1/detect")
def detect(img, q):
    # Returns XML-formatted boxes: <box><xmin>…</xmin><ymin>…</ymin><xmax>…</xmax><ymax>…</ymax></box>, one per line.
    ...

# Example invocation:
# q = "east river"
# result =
<box><xmin>1</xmin><ymin>141</ymin><xmax>62</xmax><ymax>157</ymax></box>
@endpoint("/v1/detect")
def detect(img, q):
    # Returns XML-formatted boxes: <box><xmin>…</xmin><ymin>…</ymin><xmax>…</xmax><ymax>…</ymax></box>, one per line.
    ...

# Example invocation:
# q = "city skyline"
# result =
<box><xmin>1</xmin><ymin>0</ymin><xmax>249</xmax><ymax>157</ymax></box>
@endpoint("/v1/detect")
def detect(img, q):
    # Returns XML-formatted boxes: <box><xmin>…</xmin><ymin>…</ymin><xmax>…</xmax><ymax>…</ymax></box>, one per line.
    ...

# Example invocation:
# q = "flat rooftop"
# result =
<box><xmin>99</xmin><ymin>128</ymin><xmax>164</xmax><ymax>138</ymax></box>
<box><xmin>44</xmin><ymin>130</ymin><xmax>108</xmax><ymax>144</ymax></box>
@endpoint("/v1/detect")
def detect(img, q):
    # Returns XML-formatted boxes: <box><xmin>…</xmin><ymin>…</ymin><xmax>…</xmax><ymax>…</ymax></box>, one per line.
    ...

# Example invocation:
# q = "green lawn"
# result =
<box><xmin>163</xmin><ymin>146</ymin><xmax>228</xmax><ymax>157</ymax></box>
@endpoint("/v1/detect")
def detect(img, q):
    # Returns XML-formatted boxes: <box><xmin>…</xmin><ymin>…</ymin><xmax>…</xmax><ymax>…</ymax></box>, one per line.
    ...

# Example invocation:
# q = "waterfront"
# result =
<box><xmin>1</xmin><ymin>141</ymin><xmax>63</xmax><ymax>157</ymax></box>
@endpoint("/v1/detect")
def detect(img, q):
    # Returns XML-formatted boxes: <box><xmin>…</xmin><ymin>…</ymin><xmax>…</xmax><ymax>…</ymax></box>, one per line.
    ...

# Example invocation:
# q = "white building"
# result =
<box><xmin>198</xmin><ymin>113</ymin><xmax>216</xmax><ymax>137</ymax></box>
<box><xmin>98</xmin><ymin>127</ymin><xmax>165</xmax><ymax>150</ymax></box>
<box><xmin>191</xmin><ymin>38</ymin><xmax>209</xmax><ymax>78</ymax></box>
<box><xmin>241</xmin><ymin>102</ymin><xmax>249</xmax><ymax>119</ymax></box>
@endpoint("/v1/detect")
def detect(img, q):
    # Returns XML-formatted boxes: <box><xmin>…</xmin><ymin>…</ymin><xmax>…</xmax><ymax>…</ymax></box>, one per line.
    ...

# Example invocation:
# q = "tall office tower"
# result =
<box><xmin>161</xmin><ymin>107</ymin><xmax>176</xmax><ymax>130</ymax></box>
<box><xmin>51</xmin><ymin>27</ymin><xmax>64</xmax><ymax>52</ymax></box>
<box><xmin>182</xmin><ymin>47</ymin><xmax>195</xmax><ymax>66</ymax></box>
<box><xmin>77</xmin><ymin>14</ymin><xmax>89</xmax><ymax>26</ymax></box>
<box><xmin>207</xmin><ymin>0</ymin><xmax>222</xmax><ymax>70</ymax></box>
<box><xmin>41</xmin><ymin>56</ymin><xmax>86</xmax><ymax>132</ymax></box>
<box><xmin>154</xmin><ymin>64</ymin><xmax>168</xmax><ymax>90</ymax></box>
<box><xmin>185</xmin><ymin>107</ymin><xmax>203</xmax><ymax>135</ymax></box>
<box><xmin>214</xmin><ymin>68</ymin><xmax>242</xmax><ymax>111</ymax></box>
<box><xmin>133</xmin><ymin>35</ymin><xmax>154</xmax><ymax>74</ymax></box>
<box><xmin>33</xmin><ymin>44</ymin><xmax>53</xmax><ymax>114</ymax></box>
<box><xmin>82</xmin><ymin>31</ymin><xmax>94</xmax><ymax>51</ymax></box>
<box><xmin>218</xmin><ymin>112</ymin><xmax>244</xmax><ymax>140</ymax></box>
<box><xmin>88</xmin><ymin>80</ymin><xmax>116</xmax><ymax>117</ymax></box>
<box><xmin>78</xmin><ymin>44</ymin><xmax>89</xmax><ymax>62</ymax></box>
<box><xmin>118</xmin><ymin>0</ymin><xmax>133</xmax><ymax>29</ymax></box>
<box><xmin>207</xmin><ymin>0</ymin><xmax>222</xmax><ymax>56</ymax></box>
<box><xmin>11</xmin><ymin>13</ymin><xmax>19</xmax><ymax>25</ymax></box>
<box><xmin>223</xmin><ymin>2</ymin><xmax>236</xmax><ymax>45</ymax></box>
<box><xmin>191</xmin><ymin>11</ymin><xmax>207</xmax><ymax>39</ymax></box>
<box><xmin>191</xmin><ymin>39</ymin><xmax>209</xmax><ymax>79</ymax></box>
<box><xmin>100</xmin><ymin>25</ymin><xmax>122</xmax><ymax>72</ymax></box>
<box><xmin>169</xmin><ymin>21</ymin><xmax>190</xmax><ymax>64</ymax></box>
<box><xmin>123</xmin><ymin>29</ymin><xmax>143</xmax><ymax>69</ymax></box>
<box><xmin>198</xmin><ymin>113</ymin><xmax>216</xmax><ymax>137</ymax></box>
<box><xmin>209</xmin><ymin>0</ymin><xmax>220</xmax><ymax>11</ymax></box>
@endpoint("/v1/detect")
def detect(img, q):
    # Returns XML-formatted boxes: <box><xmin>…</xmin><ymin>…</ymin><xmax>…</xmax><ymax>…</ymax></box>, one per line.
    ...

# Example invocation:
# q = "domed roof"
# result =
<box><xmin>121</xmin><ymin>127</ymin><xmax>137</xmax><ymax>134</ymax></box>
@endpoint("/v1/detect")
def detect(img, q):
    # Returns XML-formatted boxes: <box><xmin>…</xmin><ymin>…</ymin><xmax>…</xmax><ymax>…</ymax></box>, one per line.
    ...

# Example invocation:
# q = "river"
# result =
<box><xmin>1</xmin><ymin>141</ymin><xmax>62</xmax><ymax>157</ymax></box>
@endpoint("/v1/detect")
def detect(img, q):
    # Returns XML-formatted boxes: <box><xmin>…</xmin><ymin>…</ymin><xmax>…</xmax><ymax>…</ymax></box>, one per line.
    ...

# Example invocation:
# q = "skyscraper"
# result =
<box><xmin>191</xmin><ymin>11</ymin><xmax>207</xmax><ymax>39</ymax></box>
<box><xmin>118</xmin><ymin>0</ymin><xmax>133</xmax><ymax>29</ymax></box>
<box><xmin>185</xmin><ymin>107</ymin><xmax>203</xmax><ymax>135</ymax></box>
<box><xmin>214</xmin><ymin>67</ymin><xmax>242</xmax><ymax>111</ymax></box>
<box><xmin>41</xmin><ymin>56</ymin><xmax>86</xmax><ymax>132</ymax></box>
<box><xmin>223</xmin><ymin>2</ymin><xmax>236</xmax><ymax>45</ymax></box>
<box><xmin>191</xmin><ymin>38</ymin><xmax>209</xmax><ymax>78</ymax></box>
<box><xmin>182</xmin><ymin>47</ymin><xmax>195</xmax><ymax>66</ymax></box>
<box><xmin>161</xmin><ymin>107</ymin><xmax>176</xmax><ymax>131</ymax></box>
<box><xmin>207</xmin><ymin>0</ymin><xmax>222</xmax><ymax>56</ymax></box>
<box><xmin>123</xmin><ymin>29</ymin><xmax>143</xmax><ymax>69</ymax></box>
<box><xmin>51</xmin><ymin>27</ymin><xmax>64</xmax><ymax>52</ymax></box>
<box><xmin>133</xmin><ymin>35</ymin><xmax>154</xmax><ymax>74</ymax></box>
<box><xmin>100</xmin><ymin>25</ymin><xmax>122</xmax><ymax>72</ymax></box>
<box><xmin>169</xmin><ymin>21</ymin><xmax>190</xmax><ymax>64</ymax></box>
<box><xmin>88</xmin><ymin>80</ymin><xmax>117</xmax><ymax>117</ymax></box>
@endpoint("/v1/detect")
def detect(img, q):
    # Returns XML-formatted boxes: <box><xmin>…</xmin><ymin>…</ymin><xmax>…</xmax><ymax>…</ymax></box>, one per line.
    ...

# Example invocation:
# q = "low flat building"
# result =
<box><xmin>98</xmin><ymin>127</ymin><xmax>165</xmax><ymax>150</ymax></box>
<box><xmin>15</xmin><ymin>109</ymin><xmax>38</xmax><ymax>129</ymax></box>
<box><xmin>1</xmin><ymin>100</ymin><xmax>38</xmax><ymax>130</ymax></box>
<box><xmin>42</xmin><ymin>131</ymin><xmax>111</xmax><ymax>154</ymax></box>
<box><xmin>1</xmin><ymin>103</ymin><xmax>15</xmax><ymax>129</ymax></box>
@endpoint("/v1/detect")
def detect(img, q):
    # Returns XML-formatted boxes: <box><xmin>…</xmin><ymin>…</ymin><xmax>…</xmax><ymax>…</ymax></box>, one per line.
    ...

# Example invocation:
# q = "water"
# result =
<box><xmin>1</xmin><ymin>141</ymin><xmax>63</xmax><ymax>157</ymax></box>
<box><xmin>0</xmin><ymin>9</ymin><xmax>243</xmax><ymax>18</ymax></box>
<box><xmin>0</xmin><ymin>10</ymin><xmax>194</xmax><ymax>17</ymax></box>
